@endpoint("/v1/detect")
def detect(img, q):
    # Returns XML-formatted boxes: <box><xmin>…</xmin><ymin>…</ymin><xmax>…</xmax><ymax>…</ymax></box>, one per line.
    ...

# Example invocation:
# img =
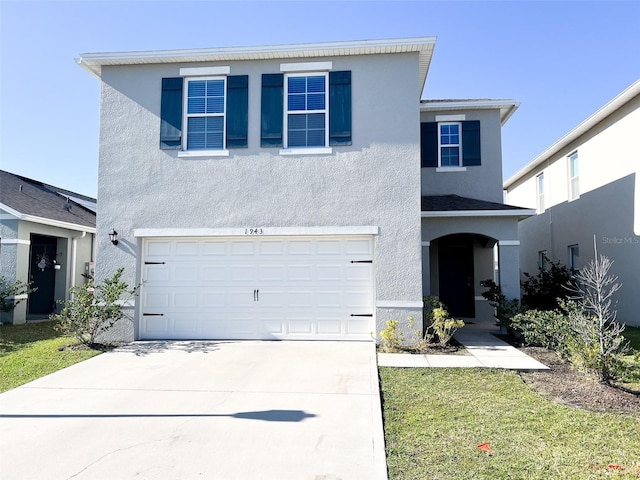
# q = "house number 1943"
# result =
<box><xmin>245</xmin><ymin>228</ymin><xmax>264</xmax><ymax>235</ymax></box>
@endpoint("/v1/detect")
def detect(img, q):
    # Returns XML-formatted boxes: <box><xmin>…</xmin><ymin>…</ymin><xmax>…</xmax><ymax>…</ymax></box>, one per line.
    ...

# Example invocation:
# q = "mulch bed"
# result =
<box><xmin>517</xmin><ymin>346</ymin><xmax>640</xmax><ymax>418</ymax></box>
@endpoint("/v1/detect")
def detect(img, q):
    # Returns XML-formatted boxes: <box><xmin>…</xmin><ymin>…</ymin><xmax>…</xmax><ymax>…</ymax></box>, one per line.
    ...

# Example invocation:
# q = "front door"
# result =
<box><xmin>438</xmin><ymin>235</ymin><xmax>475</xmax><ymax>318</ymax></box>
<box><xmin>28</xmin><ymin>235</ymin><xmax>58</xmax><ymax>315</ymax></box>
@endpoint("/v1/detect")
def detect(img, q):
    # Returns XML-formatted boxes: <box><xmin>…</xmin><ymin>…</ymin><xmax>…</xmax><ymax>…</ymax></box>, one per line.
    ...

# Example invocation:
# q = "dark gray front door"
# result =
<box><xmin>28</xmin><ymin>235</ymin><xmax>58</xmax><ymax>315</ymax></box>
<box><xmin>438</xmin><ymin>235</ymin><xmax>475</xmax><ymax>318</ymax></box>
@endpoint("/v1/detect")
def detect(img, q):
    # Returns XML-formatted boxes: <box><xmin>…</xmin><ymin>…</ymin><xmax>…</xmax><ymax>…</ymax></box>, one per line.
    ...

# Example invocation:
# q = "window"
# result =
<box><xmin>438</xmin><ymin>123</ymin><xmax>461</xmax><ymax>167</ymax></box>
<box><xmin>569</xmin><ymin>152</ymin><xmax>579</xmax><ymax>200</ymax></box>
<box><xmin>568</xmin><ymin>244</ymin><xmax>579</xmax><ymax>272</ymax></box>
<box><xmin>536</xmin><ymin>172</ymin><xmax>545</xmax><ymax>213</ymax></box>
<box><xmin>285</xmin><ymin>73</ymin><xmax>328</xmax><ymax>148</ymax></box>
<box><xmin>260</xmin><ymin>70</ymin><xmax>351</xmax><ymax>150</ymax></box>
<box><xmin>185</xmin><ymin>77</ymin><xmax>226</xmax><ymax>150</ymax></box>
<box><xmin>538</xmin><ymin>250</ymin><xmax>547</xmax><ymax>270</ymax></box>
<box><xmin>159</xmin><ymin>73</ymin><xmax>248</xmax><ymax>152</ymax></box>
<box><xmin>420</xmin><ymin>121</ymin><xmax>481</xmax><ymax>168</ymax></box>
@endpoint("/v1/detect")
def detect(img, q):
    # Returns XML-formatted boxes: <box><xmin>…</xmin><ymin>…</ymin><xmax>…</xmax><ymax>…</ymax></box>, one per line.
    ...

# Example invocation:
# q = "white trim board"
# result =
<box><xmin>421</xmin><ymin>209</ymin><xmax>536</xmax><ymax>218</ymax></box>
<box><xmin>134</xmin><ymin>226</ymin><xmax>380</xmax><ymax>238</ymax></box>
<box><xmin>376</xmin><ymin>301</ymin><xmax>424</xmax><ymax>309</ymax></box>
<box><xmin>0</xmin><ymin>239</ymin><xmax>31</xmax><ymax>245</ymax></box>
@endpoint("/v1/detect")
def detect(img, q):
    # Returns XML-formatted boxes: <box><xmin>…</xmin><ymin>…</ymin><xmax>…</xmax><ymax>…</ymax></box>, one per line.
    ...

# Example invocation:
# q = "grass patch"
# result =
<box><xmin>380</xmin><ymin>368</ymin><xmax>640</xmax><ymax>480</ymax></box>
<box><xmin>0</xmin><ymin>321</ymin><xmax>101</xmax><ymax>392</ymax></box>
<box><xmin>618</xmin><ymin>326</ymin><xmax>640</xmax><ymax>391</ymax></box>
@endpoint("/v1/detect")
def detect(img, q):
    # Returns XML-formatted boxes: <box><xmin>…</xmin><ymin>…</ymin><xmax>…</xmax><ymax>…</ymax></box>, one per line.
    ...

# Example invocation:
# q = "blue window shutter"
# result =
<box><xmin>261</xmin><ymin>73</ymin><xmax>283</xmax><ymax>147</ymax></box>
<box><xmin>160</xmin><ymin>78</ymin><xmax>183</xmax><ymax>149</ymax></box>
<box><xmin>421</xmin><ymin>122</ymin><xmax>438</xmax><ymax>167</ymax></box>
<box><xmin>329</xmin><ymin>71</ymin><xmax>351</xmax><ymax>146</ymax></box>
<box><xmin>462</xmin><ymin>120</ymin><xmax>481</xmax><ymax>166</ymax></box>
<box><xmin>226</xmin><ymin>75</ymin><xmax>248</xmax><ymax>148</ymax></box>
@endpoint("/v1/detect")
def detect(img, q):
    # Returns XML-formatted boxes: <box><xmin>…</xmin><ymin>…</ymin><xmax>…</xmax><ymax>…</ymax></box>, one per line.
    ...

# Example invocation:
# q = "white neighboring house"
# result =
<box><xmin>505</xmin><ymin>79</ymin><xmax>640</xmax><ymax>326</ymax></box>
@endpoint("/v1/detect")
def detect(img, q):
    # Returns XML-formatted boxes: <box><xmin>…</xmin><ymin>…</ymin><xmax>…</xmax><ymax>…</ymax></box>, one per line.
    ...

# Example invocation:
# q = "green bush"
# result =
<box><xmin>521</xmin><ymin>258</ymin><xmax>575</xmax><ymax>311</ymax></box>
<box><xmin>510</xmin><ymin>307</ymin><xmax>571</xmax><ymax>352</ymax></box>
<box><xmin>479</xmin><ymin>279</ymin><xmax>525</xmax><ymax>331</ymax></box>
<box><xmin>53</xmin><ymin>268</ymin><xmax>139</xmax><ymax>347</ymax></box>
<box><xmin>0</xmin><ymin>277</ymin><xmax>36</xmax><ymax>314</ymax></box>
<box><xmin>423</xmin><ymin>296</ymin><xmax>464</xmax><ymax>347</ymax></box>
<box><xmin>380</xmin><ymin>319</ymin><xmax>403</xmax><ymax>353</ymax></box>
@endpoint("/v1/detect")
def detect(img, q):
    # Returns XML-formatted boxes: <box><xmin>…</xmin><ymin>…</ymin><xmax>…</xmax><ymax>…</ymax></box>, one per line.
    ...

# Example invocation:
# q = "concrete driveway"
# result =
<box><xmin>0</xmin><ymin>341</ymin><xmax>387</xmax><ymax>480</ymax></box>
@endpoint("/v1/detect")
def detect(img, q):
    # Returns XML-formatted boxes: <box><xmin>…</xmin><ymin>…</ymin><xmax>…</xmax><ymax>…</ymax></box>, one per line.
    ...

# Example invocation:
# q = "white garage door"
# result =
<box><xmin>139</xmin><ymin>236</ymin><xmax>374</xmax><ymax>340</ymax></box>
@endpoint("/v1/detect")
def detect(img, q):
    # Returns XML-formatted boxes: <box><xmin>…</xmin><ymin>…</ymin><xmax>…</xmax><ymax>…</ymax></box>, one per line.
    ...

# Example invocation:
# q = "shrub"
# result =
<box><xmin>380</xmin><ymin>319</ymin><xmax>403</xmax><ymax>353</ymax></box>
<box><xmin>521</xmin><ymin>258</ymin><xmax>575</xmax><ymax>310</ymax></box>
<box><xmin>0</xmin><ymin>277</ymin><xmax>36</xmax><ymax>313</ymax></box>
<box><xmin>423</xmin><ymin>296</ymin><xmax>464</xmax><ymax>347</ymax></box>
<box><xmin>479</xmin><ymin>279</ymin><xmax>525</xmax><ymax>332</ymax></box>
<box><xmin>53</xmin><ymin>268</ymin><xmax>139</xmax><ymax>347</ymax></box>
<box><xmin>511</xmin><ymin>306</ymin><xmax>572</xmax><ymax>352</ymax></box>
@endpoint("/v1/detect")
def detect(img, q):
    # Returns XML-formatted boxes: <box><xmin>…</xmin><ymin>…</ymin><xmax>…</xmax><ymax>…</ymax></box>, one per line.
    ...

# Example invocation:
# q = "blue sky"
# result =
<box><xmin>1</xmin><ymin>1</ymin><xmax>639</xmax><ymax>198</ymax></box>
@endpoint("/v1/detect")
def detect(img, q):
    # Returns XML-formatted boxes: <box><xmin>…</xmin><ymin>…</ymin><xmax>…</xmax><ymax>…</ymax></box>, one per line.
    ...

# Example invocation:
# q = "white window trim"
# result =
<box><xmin>283</xmin><ymin>71</ymin><xmax>329</xmax><ymax>149</ymax></box>
<box><xmin>438</xmin><ymin>122</ymin><xmax>462</xmax><ymax>168</ymax></box>
<box><xmin>436</xmin><ymin>166</ymin><xmax>467</xmax><ymax>172</ymax></box>
<box><xmin>568</xmin><ymin>152</ymin><xmax>580</xmax><ymax>201</ymax></box>
<box><xmin>536</xmin><ymin>172</ymin><xmax>545</xmax><ymax>213</ymax></box>
<box><xmin>279</xmin><ymin>147</ymin><xmax>332</xmax><ymax>156</ymax></box>
<box><xmin>179</xmin><ymin>66</ymin><xmax>230</xmax><ymax>76</ymax></box>
<box><xmin>182</xmin><ymin>75</ymin><xmax>228</xmax><ymax>153</ymax></box>
<box><xmin>435</xmin><ymin>114</ymin><xmax>466</xmax><ymax>122</ymax></box>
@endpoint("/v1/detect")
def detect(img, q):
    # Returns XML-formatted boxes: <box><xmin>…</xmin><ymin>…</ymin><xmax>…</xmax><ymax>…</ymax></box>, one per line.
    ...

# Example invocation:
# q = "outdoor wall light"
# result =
<box><xmin>109</xmin><ymin>230</ymin><xmax>119</xmax><ymax>246</ymax></box>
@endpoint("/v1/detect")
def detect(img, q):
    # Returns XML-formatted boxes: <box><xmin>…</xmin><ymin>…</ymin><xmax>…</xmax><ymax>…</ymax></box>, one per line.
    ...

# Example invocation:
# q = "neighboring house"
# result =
<box><xmin>77</xmin><ymin>37</ymin><xmax>531</xmax><ymax>342</ymax></box>
<box><xmin>505</xmin><ymin>79</ymin><xmax>640</xmax><ymax>326</ymax></box>
<box><xmin>0</xmin><ymin>170</ymin><xmax>96</xmax><ymax>324</ymax></box>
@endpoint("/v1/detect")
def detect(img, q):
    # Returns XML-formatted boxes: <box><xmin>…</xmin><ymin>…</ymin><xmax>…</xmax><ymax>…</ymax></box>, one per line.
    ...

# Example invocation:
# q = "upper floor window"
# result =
<box><xmin>421</xmin><ymin>120</ymin><xmax>481</xmax><ymax>168</ymax></box>
<box><xmin>185</xmin><ymin>77</ymin><xmax>226</xmax><ymax>150</ymax></box>
<box><xmin>285</xmin><ymin>73</ymin><xmax>328</xmax><ymax>148</ymax></box>
<box><xmin>569</xmin><ymin>152</ymin><xmax>579</xmax><ymax>200</ymax></box>
<box><xmin>159</xmin><ymin>70</ymin><xmax>248</xmax><ymax>155</ymax></box>
<box><xmin>538</xmin><ymin>250</ymin><xmax>547</xmax><ymax>269</ymax></box>
<box><xmin>260</xmin><ymin>68</ymin><xmax>352</xmax><ymax>153</ymax></box>
<box><xmin>536</xmin><ymin>172</ymin><xmax>545</xmax><ymax>213</ymax></box>
<box><xmin>438</xmin><ymin>123</ymin><xmax>461</xmax><ymax>167</ymax></box>
<box><xmin>568</xmin><ymin>244</ymin><xmax>579</xmax><ymax>273</ymax></box>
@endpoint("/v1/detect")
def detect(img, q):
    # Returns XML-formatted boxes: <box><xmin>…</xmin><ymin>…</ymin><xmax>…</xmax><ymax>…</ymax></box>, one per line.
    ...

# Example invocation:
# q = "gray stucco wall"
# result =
<box><xmin>420</xmin><ymin>109</ymin><xmax>504</xmax><ymax>203</ymax></box>
<box><xmin>518</xmin><ymin>174</ymin><xmax>639</xmax><ymax>326</ymax></box>
<box><xmin>96</xmin><ymin>53</ymin><xmax>424</xmax><ymax>341</ymax></box>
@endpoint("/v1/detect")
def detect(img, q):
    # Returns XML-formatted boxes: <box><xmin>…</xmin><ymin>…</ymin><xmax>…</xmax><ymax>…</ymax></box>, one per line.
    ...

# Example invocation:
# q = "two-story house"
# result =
<box><xmin>78</xmin><ymin>37</ymin><xmax>531</xmax><ymax>342</ymax></box>
<box><xmin>505</xmin><ymin>79</ymin><xmax>640</xmax><ymax>326</ymax></box>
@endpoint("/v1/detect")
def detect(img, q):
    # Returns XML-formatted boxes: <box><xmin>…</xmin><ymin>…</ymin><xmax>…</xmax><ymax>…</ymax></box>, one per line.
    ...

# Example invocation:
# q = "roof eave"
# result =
<box><xmin>420</xmin><ymin>99</ymin><xmax>520</xmax><ymax>126</ymax></box>
<box><xmin>505</xmin><ymin>78</ymin><xmax>640</xmax><ymax>189</ymax></box>
<box><xmin>0</xmin><ymin>202</ymin><xmax>96</xmax><ymax>233</ymax></box>
<box><xmin>421</xmin><ymin>209</ymin><xmax>535</xmax><ymax>219</ymax></box>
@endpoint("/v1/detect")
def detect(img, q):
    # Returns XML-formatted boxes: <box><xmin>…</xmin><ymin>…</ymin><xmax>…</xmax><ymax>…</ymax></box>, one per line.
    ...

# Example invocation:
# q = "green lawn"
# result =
<box><xmin>0</xmin><ymin>321</ymin><xmax>101</xmax><ymax>392</ymax></box>
<box><xmin>381</xmin><ymin>368</ymin><xmax>640</xmax><ymax>480</ymax></box>
<box><xmin>620</xmin><ymin>326</ymin><xmax>640</xmax><ymax>390</ymax></box>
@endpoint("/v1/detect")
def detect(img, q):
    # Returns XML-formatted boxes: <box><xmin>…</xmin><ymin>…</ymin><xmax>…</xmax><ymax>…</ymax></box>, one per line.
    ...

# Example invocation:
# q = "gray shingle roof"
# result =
<box><xmin>0</xmin><ymin>170</ymin><xmax>96</xmax><ymax>228</ymax></box>
<box><xmin>421</xmin><ymin>194</ymin><xmax>528</xmax><ymax>212</ymax></box>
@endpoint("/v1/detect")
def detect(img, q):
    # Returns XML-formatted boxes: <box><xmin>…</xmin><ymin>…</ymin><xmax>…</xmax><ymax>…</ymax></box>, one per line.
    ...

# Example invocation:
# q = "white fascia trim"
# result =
<box><xmin>0</xmin><ymin>203</ymin><xmax>96</xmax><ymax>233</ymax></box>
<box><xmin>504</xmin><ymin>78</ymin><xmax>640</xmax><ymax>189</ymax></box>
<box><xmin>279</xmin><ymin>147</ymin><xmax>332</xmax><ymax>156</ymax></box>
<box><xmin>498</xmin><ymin>240</ymin><xmax>521</xmax><ymax>246</ymax></box>
<box><xmin>0</xmin><ymin>239</ymin><xmax>31</xmax><ymax>245</ymax></box>
<box><xmin>421</xmin><ymin>209</ymin><xmax>536</xmax><ymax>218</ymax></box>
<box><xmin>376</xmin><ymin>300</ymin><xmax>424</xmax><ymax>309</ymax></box>
<box><xmin>435</xmin><ymin>114</ymin><xmax>466</xmax><ymax>122</ymax></box>
<box><xmin>436</xmin><ymin>167</ymin><xmax>467</xmax><ymax>172</ymax></box>
<box><xmin>280</xmin><ymin>61</ymin><xmax>333</xmax><ymax>72</ymax></box>
<box><xmin>134</xmin><ymin>226</ymin><xmax>380</xmax><ymax>238</ymax></box>
<box><xmin>421</xmin><ymin>99</ymin><xmax>520</xmax><ymax>125</ymax></box>
<box><xmin>179</xmin><ymin>66</ymin><xmax>230</xmax><ymax>76</ymax></box>
<box><xmin>177</xmin><ymin>149</ymin><xmax>230</xmax><ymax>158</ymax></box>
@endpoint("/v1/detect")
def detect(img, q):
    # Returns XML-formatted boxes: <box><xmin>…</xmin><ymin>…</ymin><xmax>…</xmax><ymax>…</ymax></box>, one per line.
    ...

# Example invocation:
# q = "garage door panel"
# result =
<box><xmin>140</xmin><ymin>236</ymin><xmax>374</xmax><ymax>340</ymax></box>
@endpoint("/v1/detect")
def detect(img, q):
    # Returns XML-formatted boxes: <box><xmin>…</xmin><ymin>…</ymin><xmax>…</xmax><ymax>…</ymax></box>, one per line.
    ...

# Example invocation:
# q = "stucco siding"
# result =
<box><xmin>420</xmin><ymin>109</ymin><xmax>504</xmax><ymax>203</ymax></box>
<box><xmin>96</xmin><ymin>53</ymin><xmax>423</xmax><ymax>340</ymax></box>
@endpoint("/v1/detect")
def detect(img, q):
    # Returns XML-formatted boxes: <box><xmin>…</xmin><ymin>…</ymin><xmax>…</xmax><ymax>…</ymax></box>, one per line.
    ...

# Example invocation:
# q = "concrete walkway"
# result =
<box><xmin>378</xmin><ymin>320</ymin><xmax>549</xmax><ymax>370</ymax></box>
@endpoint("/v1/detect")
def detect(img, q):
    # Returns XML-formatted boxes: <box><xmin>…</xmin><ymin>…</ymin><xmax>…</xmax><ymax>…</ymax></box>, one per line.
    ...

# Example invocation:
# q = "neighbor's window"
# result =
<box><xmin>538</xmin><ymin>250</ymin><xmax>547</xmax><ymax>270</ymax></box>
<box><xmin>185</xmin><ymin>77</ymin><xmax>226</xmax><ymax>150</ymax></box>
<box><xmin>568</xmin><ymin>244</ymin><xmax>579</xmax><ymax>273</ymax></box>
<box><xmin>536</xmin><ymin>172</ymin><xmax>545</xmax><ymax>213</ymax></box>
<box><xmin>438</xmin><ymin>122</ymin><xmax>461</xmax><ymax>167</ymax></box>
<box><xmin>285</xmin><ymin>73</ymin><xmax>328</xmax><ymax>148</ymax></box>
<box><xmin>569</xmin><ymin>152</ymin><xmax>579</xmax><ymax>200</ymax></box>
